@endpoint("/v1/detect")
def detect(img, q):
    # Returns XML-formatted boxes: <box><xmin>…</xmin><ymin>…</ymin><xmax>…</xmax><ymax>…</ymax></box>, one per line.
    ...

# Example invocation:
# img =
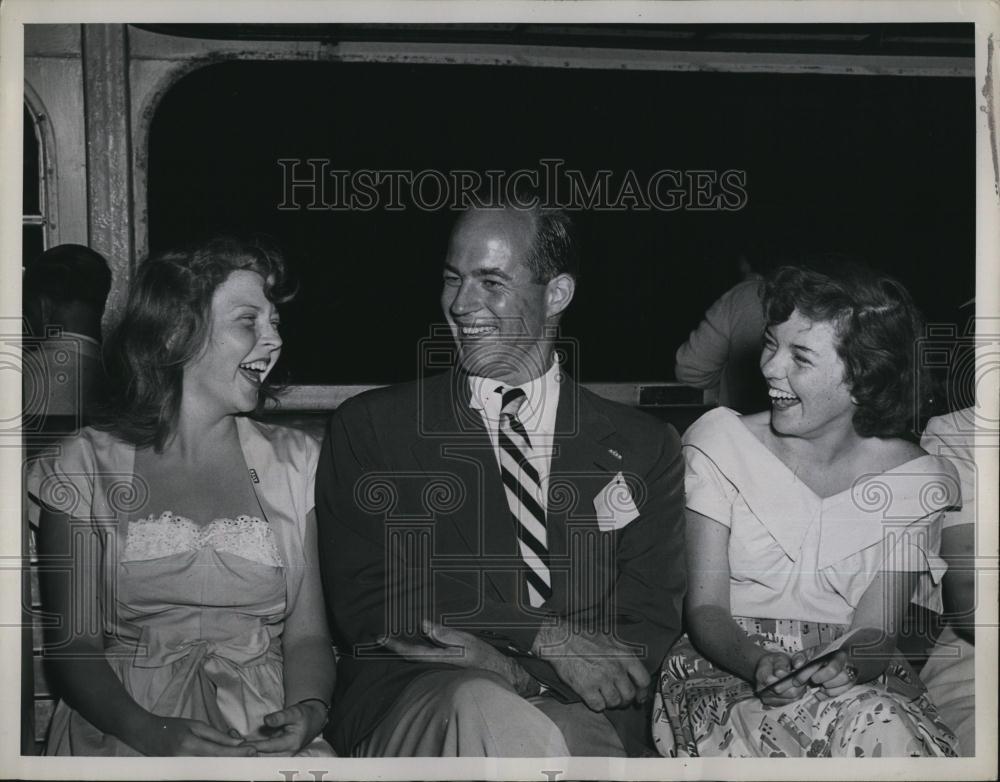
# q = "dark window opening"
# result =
<box><xmin>148</xmin><ymin>60</ymin><xmax>975</xmax><ymax>386</ymax></box>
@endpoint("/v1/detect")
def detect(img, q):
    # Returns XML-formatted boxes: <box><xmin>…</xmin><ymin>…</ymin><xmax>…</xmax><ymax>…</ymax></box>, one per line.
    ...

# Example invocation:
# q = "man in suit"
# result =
<box><xmin>316</xmin><ymin>198</ymin><xmax>686</xmax><ymax>756</ymax></box>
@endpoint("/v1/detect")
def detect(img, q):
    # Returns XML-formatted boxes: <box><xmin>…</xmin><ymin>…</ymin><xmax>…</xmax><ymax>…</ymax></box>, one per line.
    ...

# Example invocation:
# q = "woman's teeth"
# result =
<box><xmin>768</xmin><ymin>388</ymin><xmax>798</xmax><ymax>402</ymax></box>
<box><xmin>239</xmin><ymin>359</ymin><xmax>268</xmax><ymax>372</ymax></box>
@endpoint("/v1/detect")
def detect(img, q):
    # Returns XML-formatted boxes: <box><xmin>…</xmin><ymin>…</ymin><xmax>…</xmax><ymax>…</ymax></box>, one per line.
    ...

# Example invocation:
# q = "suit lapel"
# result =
<box><xmin>551</xmin><ymin>375</ymin><xmax>620</xmax><ymax>476</ymax></box>
<box><xmin>410</xmin><ymin>371</ymin><xmax>511</xmax><ymax>601</ymax></box>
<box><xmin>547</xmin><ymin>376</ymin><xmax>624</xmax><ymax>615</ymax></box>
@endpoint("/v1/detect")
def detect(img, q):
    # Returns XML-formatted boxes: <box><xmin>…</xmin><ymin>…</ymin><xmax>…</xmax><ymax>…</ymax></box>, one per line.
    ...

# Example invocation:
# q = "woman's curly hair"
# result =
<box><xmin>96</xmin><ymin>235</ymin><xmax>295</xmax><ymax>450</ymax></box>
<box><xmin>763</xmin><ymin>260</ymin><xmax>927</xmax><ymax>438</ymax></box>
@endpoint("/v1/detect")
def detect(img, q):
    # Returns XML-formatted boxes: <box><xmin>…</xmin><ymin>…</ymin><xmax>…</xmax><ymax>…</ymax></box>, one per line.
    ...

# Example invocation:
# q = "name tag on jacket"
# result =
<box><xmin>593</xmin><ymin>471</ymin><xmax>640</xmax><ymax>532</ymax></box>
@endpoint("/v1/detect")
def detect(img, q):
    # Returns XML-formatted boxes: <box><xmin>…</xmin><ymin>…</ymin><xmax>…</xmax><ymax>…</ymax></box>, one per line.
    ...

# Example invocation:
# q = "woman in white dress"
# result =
<box><xmin>653</xmin><ymin>262</ymin><xmax>960</xmax><ymax>757</ymax></box>
<box><xmin>30</xmin><ymin>237</ymin><xmax>335</xmax><ymax>756</ymax></box>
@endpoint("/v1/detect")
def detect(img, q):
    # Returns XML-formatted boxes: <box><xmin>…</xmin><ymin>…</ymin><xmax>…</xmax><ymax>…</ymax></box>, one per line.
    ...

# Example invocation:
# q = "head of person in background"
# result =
<box><xmin>97</xmin><ymin>235</ymin><xmax>292</xmax><ymax>451</ymax></box>
<box><xmin>761</xmin><ymin>260</ymin><xmax>927</xmax><ymax>442</ymax></box>
<box><xmin>23</xmin><ymin>243</ymin><xmax>112</xmax><ymax>342</ymax></box>
<box><xmin>441</xmin><ymin>191</ymin><xmax>578</xmax><ymax>386</ymax></box>
<box><xmin>22</xmin><ymin>244</ymin><xmax>112</xmax><ymax>423</ymax></box>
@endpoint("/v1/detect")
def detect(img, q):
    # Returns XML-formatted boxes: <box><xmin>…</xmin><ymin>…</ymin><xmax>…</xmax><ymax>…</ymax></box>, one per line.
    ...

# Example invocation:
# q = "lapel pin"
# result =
<box><xmin>607</xmin><ymin>448</ymin><xmax>622</xmax><ymax>460</ymax></box>
<box><xmin>248</xmin><ymin>468</ymin><xmax>260</xmax><ymax>484</ymax></box>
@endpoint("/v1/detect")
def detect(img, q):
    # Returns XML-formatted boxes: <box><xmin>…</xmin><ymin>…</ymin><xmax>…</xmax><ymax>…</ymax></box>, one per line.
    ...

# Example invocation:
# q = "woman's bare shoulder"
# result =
<box><xmin>863</xmin><ymin>436</ymin><xmax>926</xmax><ymax>472</ymax></box>
<box><xmin>738</xmin><ymin>410</ymin><xmax>772</xmax><ymax>440</ymax></box>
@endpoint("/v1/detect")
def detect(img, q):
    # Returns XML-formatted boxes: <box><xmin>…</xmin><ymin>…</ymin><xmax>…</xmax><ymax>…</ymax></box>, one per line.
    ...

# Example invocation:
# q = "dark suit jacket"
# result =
<box><xmin>315</xmin><ymin>370</ymin><xmax>686</xmax><ymax>756</ymax></box>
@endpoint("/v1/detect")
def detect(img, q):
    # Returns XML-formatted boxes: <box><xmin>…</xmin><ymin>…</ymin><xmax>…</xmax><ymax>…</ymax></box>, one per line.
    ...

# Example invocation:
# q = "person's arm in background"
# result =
<box><xmin>920</xmin><ymin>413</ymin><xmax>977</xmax><ymax>647</ymax></box>
<box><xmin>940</xmin><ymin>522</ymin><xmax>976</xmax><ymax>644</ymax></box>
<box><xmin>675</xmin><ymin>283</ymin><xmax>748</xmax><ymax>391</ymax></box>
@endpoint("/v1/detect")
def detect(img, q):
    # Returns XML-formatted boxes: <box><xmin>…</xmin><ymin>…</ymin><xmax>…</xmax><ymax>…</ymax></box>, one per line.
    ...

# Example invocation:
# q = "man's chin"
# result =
<box><xmin>455</xmin><ymin>345</ymin><xmax>547</xmax><ymax>383</ymax></box>
<box><xmin>455</xmin><ymin>349</ymin><xmax>504</xmax><ymax>380</ymax></box>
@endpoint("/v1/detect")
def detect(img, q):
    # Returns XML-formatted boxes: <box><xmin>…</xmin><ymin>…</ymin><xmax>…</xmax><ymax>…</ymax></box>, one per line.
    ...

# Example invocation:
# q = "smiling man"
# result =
<box><xmin>315</xmin><ymin>197</ymin><xmax>686</xmax><ymax>757</ymax></box>
<box><xmin>441</xmin><ymin>205</ymin><xmax>574</xmax><ymax>385</ymax></box>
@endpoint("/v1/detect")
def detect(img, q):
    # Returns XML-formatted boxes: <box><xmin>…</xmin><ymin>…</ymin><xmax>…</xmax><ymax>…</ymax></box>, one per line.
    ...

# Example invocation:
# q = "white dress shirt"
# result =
<box><xmin>467</xmin><ymin>360</ymin><xmax>562</xmax><ymax>505</ymax></box>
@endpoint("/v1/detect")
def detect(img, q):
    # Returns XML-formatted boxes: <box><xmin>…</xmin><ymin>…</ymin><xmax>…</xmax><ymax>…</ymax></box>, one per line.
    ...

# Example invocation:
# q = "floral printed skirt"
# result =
<box><xmin>651</xmin><ymin>617</ymin><xmax>958</xmax><ymax>758</ymax></box>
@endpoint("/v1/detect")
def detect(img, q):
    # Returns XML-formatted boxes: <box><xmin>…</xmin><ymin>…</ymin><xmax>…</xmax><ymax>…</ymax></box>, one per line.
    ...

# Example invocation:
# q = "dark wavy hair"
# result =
<box><xmin>96</xmin><ymin>236</ymin><xmax>294</xmax><ymax>450</ymax></box>
<box><xmin>762</xmin><ymin>261</ymin><xmax>926</xmax><ymax>438</ymax></box>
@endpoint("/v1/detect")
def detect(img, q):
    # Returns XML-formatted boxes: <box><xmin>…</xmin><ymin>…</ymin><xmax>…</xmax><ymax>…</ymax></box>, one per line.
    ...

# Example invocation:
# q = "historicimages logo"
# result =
<box><xmin>916</xmin><ymin>317</ymin><xmax>999</xmax><ymax>435</ymax></box>
<box><xmin>3</xmin><ymin>318</ymin><xmax>87</xmax><ymax>440</ymax></box>
<box><xmin>277</xmin><ymin>158</ymin><xmax>748</xmax><ymax>213</ymax></box>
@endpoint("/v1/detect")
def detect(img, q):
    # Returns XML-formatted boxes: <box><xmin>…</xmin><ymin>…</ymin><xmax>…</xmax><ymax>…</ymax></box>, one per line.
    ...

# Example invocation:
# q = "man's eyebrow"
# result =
<box><xmin>474</xmin><ymin>266</ymin><xmax>514</xmax><ymax>279</ymax></box>
<box><xmin>442</xmin><ymin>264</ymin><xmax>514</xmax><ymax>280</ymax></box>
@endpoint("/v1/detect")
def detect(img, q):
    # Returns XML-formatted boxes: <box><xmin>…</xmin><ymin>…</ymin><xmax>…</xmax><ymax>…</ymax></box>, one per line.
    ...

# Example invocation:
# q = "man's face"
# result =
<box><xmin>441</xmin><ymin>209</ymin><xmax>554</xmax><ymax>385</ymax></box>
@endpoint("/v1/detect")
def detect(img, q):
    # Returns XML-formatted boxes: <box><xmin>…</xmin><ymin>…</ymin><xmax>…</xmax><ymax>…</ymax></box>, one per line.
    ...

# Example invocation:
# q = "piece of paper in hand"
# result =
<box><xmin>766</xmin><ymin>628</ymin><xmax>865</xmax><ymax>689</ymax></box>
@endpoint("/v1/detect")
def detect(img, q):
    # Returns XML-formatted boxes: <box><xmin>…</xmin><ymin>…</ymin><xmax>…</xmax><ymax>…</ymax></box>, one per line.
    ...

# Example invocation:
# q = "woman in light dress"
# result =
<box><xmin>653</xmin><ymin>262</ymin><xmax>960</xmax><ymax>758</ymax></box>
<box><xmin>30</xmin><ymin>237</ymin><xmax>335</xmax><ymax>756</ymax></box>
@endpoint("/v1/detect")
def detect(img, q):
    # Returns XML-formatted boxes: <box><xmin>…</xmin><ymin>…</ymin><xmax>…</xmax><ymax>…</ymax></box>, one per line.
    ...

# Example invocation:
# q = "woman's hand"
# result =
<box><xmin>797</xmin><ymin>649</ymin><xmax>858</xmax><ymax>700</ymax></box>
<box><xmin>133</xmin><ymin>716</ymin><xmax>259</xmax><ymax>757</ymax></box>
<box><xmin>754</xmin><ymin>652</ymin><xmax>816</xmax><ymax>707</ymax></box>
<box><xmin>244</xmin><ymin>700</ymin><xmax>329</xmax><ymax>754</ymax></box>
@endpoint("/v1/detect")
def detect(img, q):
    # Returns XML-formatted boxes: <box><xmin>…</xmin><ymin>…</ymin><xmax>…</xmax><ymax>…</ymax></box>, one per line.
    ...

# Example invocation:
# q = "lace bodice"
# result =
<box><xmin>123</xmin><ymin>511</ymin><xmax>284</xmax><ymax>567</ymax></box>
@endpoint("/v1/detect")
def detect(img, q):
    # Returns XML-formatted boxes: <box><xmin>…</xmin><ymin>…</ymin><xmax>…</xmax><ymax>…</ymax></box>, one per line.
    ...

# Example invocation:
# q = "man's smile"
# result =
<box><xmin>459</xmin><ymin>324</ymin><xmax>499</xmax><ymax>338</ymax></box>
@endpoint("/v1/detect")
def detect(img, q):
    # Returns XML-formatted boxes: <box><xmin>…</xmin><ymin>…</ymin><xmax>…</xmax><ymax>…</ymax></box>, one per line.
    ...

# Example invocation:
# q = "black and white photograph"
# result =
<box><xmin>2</xmin><ymin>1</ymin><xmax>997</xmax><ymax>780</ymax></box>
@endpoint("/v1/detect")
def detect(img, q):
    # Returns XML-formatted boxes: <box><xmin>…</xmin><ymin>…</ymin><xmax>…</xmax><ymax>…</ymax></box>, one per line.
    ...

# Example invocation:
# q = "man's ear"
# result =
<box><xmin>545</xmin><ymin>273</ymin><xmax>575</xmax><ymax>319</ymax></box>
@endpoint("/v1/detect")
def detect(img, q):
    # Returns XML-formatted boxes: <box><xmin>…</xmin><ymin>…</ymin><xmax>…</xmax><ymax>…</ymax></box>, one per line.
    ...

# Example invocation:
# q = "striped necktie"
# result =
<box><xmin>496</xmin><ymin>386</ymin><xmax>552</xmax><ymax>608</ymax></box>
